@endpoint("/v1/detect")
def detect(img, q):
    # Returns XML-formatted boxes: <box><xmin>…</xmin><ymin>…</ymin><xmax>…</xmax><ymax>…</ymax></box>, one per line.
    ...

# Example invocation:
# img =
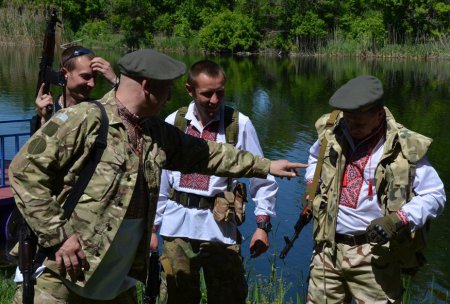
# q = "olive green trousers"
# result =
<box><xmin>160</xmin><ymin>237</ymin><xmax>247</xmax><ymax>304</ymax></box>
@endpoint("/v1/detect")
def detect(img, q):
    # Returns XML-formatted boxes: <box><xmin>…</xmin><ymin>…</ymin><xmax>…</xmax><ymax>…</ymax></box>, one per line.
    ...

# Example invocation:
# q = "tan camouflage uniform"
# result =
<box><xmin>9</xmin><ymin>89</ymin><xmax>270</xmax><ymax>303</ymax></box>
<box><xmin>307</xmin><ymin>107</ymin><xmax>431</xmax><ymax>303</ymax></box>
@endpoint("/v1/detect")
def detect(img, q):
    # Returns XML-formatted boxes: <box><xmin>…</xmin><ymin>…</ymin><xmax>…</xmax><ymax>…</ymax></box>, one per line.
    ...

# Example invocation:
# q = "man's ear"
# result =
<box><xmin>142</xmin><ymin>79</ymin><xmax>151</xmax><ymax>94</ymax></box>
<box><xmin>61</xmin><ymin>67</ymin><xmax>69</xmax><ymax>80</ymax></box>
<box><xmin>185</xmin><ymin>83</ymin><xmax>194</xmax><ymax>97</ymax></box>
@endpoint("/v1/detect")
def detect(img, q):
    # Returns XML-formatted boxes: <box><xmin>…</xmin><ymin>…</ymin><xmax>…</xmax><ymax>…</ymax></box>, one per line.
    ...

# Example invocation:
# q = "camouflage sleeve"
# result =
<box><xmin>160</xmin><ymin>121</ymin><xmax>270</xmax><ymax>178</ymax></box>
<box><xmin>9</xmin><ymin>103</ymin><xmax>102</xmax><ymax>248</ymax></box>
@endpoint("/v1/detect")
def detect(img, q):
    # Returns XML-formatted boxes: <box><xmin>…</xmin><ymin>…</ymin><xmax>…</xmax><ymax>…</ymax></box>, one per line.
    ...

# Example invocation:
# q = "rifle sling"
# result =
<box><xmin>306</xmin><ymin>110</ymin><xmax>341</xmax><ymax>205</ymax></box>
<box><xmin>35</xmin><ymin>100</ymin><xmax>109</xmax><ymax>265</ymax></box>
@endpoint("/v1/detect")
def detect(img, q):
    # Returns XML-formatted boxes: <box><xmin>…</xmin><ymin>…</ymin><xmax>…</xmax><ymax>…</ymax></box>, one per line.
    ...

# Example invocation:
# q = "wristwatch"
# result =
<box><xmin>256</xmin><ymin>221</ymin><xmax>272</xmax><ymax>233</ymax></box>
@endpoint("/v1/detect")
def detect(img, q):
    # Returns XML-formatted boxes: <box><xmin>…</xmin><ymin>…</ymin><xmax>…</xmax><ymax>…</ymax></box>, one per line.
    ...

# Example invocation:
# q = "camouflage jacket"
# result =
<box><xmin>9</xmin><ymin>90</ymin><xmax>270</xmax><ymax>286</ymax></box>
<box><xmin>311</xmin><ymin>107</ymin><xmax>432</xmax><ymax>249</ymax></box>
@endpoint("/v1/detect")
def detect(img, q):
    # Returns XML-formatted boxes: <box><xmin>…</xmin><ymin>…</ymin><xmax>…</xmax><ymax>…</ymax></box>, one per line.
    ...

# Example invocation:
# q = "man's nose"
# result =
<box><xmin>87</xmin><ymin>78</ymin><xmax>95</xmax><ymax>88</ymax></box>
<box><xmin>210</xmin><ymin>92</ymin><xmax>220</xmax><ymax>104</ymax></box>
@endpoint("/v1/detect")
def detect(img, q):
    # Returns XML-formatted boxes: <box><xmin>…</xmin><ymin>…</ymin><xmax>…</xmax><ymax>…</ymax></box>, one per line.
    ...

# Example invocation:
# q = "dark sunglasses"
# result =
<box><xmin>62</xmin><ymin>47</ymin><xmax>94</xmax><ymax>66</ymax></box>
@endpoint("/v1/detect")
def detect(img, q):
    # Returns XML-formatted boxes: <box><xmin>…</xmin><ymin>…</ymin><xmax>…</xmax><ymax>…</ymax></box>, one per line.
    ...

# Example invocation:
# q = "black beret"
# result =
<box><xmin>329</xmin><ymin>76</ymin><xmax>384</xmax><ymax>112</ymax></box>
<box><xmin>118</xmin><ymin>49</ymin><xmax>186</xmax><ymax>80</ymax></box>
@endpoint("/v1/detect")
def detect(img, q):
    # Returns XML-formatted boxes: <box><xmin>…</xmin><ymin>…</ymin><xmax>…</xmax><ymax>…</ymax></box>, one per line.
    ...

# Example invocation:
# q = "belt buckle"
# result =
<box><xmin>186</xmin><ymin>194</ymin><xmax>200</xmax><ymax>208</ymax></box>
<box><xmin>348</xmin><ymin>235</ymin><xmax>357</xmax><ymax>246</ymax></box>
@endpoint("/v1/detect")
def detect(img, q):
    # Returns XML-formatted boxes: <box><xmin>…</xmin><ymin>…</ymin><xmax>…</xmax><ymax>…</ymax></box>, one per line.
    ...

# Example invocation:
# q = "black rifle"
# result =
<box><xmin>279</xmin><ymin>205</ymin><xmax>313</xmax><ymax>259</ymax></box>
<box><xmin>36</xmin><ymin>9</ymin><xmax>64</xmax><ymax>98</ymax></box>
<box><xmin>143</xmin><ymin>251</ymin><xmax>161</xmax><ymax>304</ymax></box>
<box><xmin>18</xmin><ymin>219</ymin><xmax>37</xmax><ymax>304</ymax></box>
<box><xmin>30</xmin><ymin>8</ymin><xmax>64</xmax><ymax>135</ymax></box>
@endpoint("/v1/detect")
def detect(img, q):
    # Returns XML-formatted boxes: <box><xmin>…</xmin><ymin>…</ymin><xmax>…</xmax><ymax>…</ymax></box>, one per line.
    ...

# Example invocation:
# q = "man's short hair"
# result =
<box><xmin>187</xmin><ymin>60</ymin><xmax>226</xmax><ymax>87</ymax></box>
<box><xmin>61</xmin><ymin>45</ymin><xmax>95</xmax><ymax>71</ymax></box>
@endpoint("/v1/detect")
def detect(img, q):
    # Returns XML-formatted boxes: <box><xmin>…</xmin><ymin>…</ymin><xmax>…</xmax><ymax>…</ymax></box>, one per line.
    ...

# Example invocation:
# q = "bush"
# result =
<box><xmin>199</xmin><ymin>10</ymin><xmax>260</xmax><ymax>53</ymax></box>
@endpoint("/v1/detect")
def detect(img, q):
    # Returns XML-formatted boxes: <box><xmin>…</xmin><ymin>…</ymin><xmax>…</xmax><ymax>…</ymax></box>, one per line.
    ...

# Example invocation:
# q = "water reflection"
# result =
<box><xmin>0</xmin><ymin>46</ymin><xmax>449</xmax><ymax>302</ymax></box>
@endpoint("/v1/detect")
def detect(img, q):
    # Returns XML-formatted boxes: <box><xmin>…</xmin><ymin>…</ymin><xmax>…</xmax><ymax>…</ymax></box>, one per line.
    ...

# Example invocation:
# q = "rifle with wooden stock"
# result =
<box><xmin>30</xmin><ymin>8</ymin><xmax>64</xmax><ymax>134</ymax></box>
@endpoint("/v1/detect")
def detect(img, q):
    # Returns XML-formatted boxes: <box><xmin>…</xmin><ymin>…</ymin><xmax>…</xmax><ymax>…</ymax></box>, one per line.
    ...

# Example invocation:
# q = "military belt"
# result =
<box><xmin>170</xmin><ymin>190</ymin><xmax>215</xmax><ymax>209</ymax></box>
<box><xmin>335</xmin><ymin>233</ymin><xmax>369</xmax><ymax>246</ymax></box>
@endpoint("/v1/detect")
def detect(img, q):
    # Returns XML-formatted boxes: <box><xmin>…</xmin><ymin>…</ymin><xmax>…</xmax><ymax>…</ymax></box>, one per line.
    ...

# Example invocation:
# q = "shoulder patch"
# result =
<box><xmin>41</xmin><ymin>121</ymin><xmax>60</xmax><ymax>137</ymax></box>
<box><xmin>27</xmin><ymin>137</ymin><xmax>47</xmax><ymax>154</ymax></box>
<box><xmin>55</xmin><ymin>112</ymin><xmax>69</xmax><ymax>123</ymax></box>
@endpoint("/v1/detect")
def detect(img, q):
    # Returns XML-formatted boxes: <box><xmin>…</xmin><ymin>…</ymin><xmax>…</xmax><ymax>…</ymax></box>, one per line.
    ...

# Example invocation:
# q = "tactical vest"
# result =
<box><xmin>312</xmin><ymin>107</ymin><xmax>432</xmax><ymax>271</ymax></box>
<box><xmin>174</xmin><ymin>105</ymin><xmax>239</xmax><ymax>146</ymax></box>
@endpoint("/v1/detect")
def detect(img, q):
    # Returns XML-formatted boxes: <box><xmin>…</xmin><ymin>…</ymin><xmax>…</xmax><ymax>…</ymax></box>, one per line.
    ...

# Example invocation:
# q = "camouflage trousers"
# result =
<box><xmin>160</xmin><ymin>237</ymin><xmax>248</xmax><ymax>304</ymax></box>
<box><xmin>13</xmin><ymin>269</ymin><xmax>138</xmax><ymax>304</ymax></box>
<box><xmin>307</xmin><ymin>242</ymin><xmax>403</xmax><ymax>304</ymax></box>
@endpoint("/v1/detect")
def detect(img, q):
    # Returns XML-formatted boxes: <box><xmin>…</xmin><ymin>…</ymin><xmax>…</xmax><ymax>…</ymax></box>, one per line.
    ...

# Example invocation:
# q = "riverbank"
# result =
<box><xmin>1</xmin><ymin>3</ymin><xmax>449</xmax><ymax>60</ymax></box>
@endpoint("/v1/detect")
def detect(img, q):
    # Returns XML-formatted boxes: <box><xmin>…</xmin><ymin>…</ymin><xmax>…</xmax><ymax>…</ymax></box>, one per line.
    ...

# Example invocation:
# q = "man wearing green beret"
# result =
<box><xmin>305</xmin><ymin>75</ymin><xmax>446</xmax><ymax>303</ymax></box>
<box><xmin>9</xmin><ymin>49</ymin><xmax>305</xmax><ymax>303</ymax></box>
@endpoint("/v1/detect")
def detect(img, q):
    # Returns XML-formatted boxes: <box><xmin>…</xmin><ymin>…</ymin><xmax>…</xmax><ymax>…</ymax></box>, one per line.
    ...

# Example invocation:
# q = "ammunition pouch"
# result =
<box><xmin>212</xmin><ymin>183</ymin><xmax>247</xmax><ymax>226</ymax></box>
<box><xmin>390</xmin><ymin>223</ymin><xmax>429</xmax><ymax>275</ymax></box>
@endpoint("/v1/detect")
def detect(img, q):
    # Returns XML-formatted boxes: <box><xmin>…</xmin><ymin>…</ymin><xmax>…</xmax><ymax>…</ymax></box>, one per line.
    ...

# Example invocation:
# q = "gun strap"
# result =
<box><xmin>306</xmin><ymin>110</ymin><xmax>341</xmax><ymax>206</ymax></box>
<box><xmin>34</xmin><ymin>101</ymin><xmax>109</xmax><ymax>265</ymax></box>
<box><xmin>63</xmin><ymin>100</ymin><xmax>109</xmax><ymax>218</ymax></box>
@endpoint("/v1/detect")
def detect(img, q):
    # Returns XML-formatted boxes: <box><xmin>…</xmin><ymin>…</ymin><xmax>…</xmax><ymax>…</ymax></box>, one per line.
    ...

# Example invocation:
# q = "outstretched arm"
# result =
<box><xmin>269</xmin><ymin>160</ymin><xmax>307</xmax><ymax>178</ymax></box>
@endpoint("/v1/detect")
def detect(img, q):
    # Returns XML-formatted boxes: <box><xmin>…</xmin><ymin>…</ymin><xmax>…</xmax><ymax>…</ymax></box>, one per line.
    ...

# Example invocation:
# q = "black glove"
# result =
<box><xmin>366</xmin><ymin>213</ymin><xmax>406</xmax><ymax>245</ymax></box>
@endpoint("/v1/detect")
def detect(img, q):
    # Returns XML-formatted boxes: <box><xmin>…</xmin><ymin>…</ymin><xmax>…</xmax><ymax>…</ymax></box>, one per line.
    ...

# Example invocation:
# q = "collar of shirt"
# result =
<box><xmin>185</xmin><ymin>101</ymin><xmax>223</xmax><ymax>132</ymax></box>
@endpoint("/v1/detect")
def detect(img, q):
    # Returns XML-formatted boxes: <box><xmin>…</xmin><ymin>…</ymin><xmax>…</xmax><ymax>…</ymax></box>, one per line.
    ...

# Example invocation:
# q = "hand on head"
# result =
<box><xmin>90</xmin><ymin>57</ymin><xmax>117</xmax><ymax>85</ymax></box>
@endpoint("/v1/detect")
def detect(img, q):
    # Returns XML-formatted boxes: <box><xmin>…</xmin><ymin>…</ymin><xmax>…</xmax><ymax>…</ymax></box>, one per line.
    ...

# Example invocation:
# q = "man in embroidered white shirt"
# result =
<box><xmin>151</xmin><ymin>60</ymin><xmax>278</xmax><ymax>304</ymax></box>
<box><xmin>305</xmin><ymin>76</ymin><xmax>446</xmax><ymax>303</ymax></box>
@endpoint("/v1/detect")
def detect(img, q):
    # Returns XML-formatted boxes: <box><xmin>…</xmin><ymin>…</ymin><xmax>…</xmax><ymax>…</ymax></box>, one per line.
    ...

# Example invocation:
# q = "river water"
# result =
<box><xmin>0</xmin><ymin>46</ymin><xmax>449</xmax><ymax>302</ymax></box>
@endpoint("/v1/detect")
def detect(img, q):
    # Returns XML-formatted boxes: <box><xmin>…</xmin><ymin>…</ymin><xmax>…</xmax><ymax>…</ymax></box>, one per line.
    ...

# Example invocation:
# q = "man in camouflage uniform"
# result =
<box><xmin>152</xmin><ymin>60</ymin><xmax>278</xmax><ymax>304</ymax></box>
<box><xmin>305</xmin><ymin>76</ymin><xmax>446</xmax><ymax>303</ymax></box>
<box><xmin>9</xmin><ymin>49</ymin><xmax>304</xmax><ymax>303</ymax></box>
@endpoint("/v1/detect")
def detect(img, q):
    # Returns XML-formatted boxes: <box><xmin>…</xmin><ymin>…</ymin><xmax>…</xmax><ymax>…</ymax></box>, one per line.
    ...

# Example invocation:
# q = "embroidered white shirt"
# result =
<box><xmin>155</xmin><ymin>102</ymin><xmax>278</xmax><ymax>244</ymax></box>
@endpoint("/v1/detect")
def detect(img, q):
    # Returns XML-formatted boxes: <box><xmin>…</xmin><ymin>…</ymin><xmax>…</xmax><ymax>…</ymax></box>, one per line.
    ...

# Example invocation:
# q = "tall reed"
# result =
<box><xmin>0</xmin><ymin>3</ymin><xmax>47</xmax><ymax>46</ymax></box>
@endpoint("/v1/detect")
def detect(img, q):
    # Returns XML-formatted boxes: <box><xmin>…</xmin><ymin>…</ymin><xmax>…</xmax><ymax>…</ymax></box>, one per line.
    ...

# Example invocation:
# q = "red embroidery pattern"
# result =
<box><xmin>340</xmin><ymin>125</ymin><xmax>385</xmax><ymax>209</ymax></box>
<box><xmin>339</xmin><ymin>153</ymin><xmax>371</xmax><ymax>209</ymax></box>
<box><xmin>179</xmin><ymin>121</ymin><xmax>219</xmax><ymax>191</ymax></box>
<box><xmin>396</xmin><ymin>210</ymin><xmax>409</xmax><ymax>225</ymax></box>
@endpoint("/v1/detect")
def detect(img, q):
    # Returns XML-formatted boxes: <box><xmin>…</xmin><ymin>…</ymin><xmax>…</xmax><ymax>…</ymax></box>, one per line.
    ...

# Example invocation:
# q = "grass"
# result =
<box><xmin>0</xmin><ymin>263</ymin><xmax>448</xmax><ymax>303</ymax></box>
<box><xmin>0</xmin><ymin>267</ymin><xmax>16</xmax><ymax>304</ymax></box>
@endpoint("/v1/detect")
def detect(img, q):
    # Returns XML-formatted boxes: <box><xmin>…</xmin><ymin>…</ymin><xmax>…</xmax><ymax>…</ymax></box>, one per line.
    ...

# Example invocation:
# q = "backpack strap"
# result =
<box><xmin>173</xmin><ymin>106</ymin><xmax>189</xmax><ymax>133</ymax></box>
<box><xmin>62</xmin><ymin>100</ymin><xmax>109</xmax><ymax>219</ymax></box>
<box><xmin>174</xmin><ymin>105</ymin><xmax>239</xmax><ymax>146</ymax></box>
<box><xmin>306</xmin><ymin>110</ymin><xmax>341</xmax><ymax>205</ymax></box>
<box><xmin>224</xmin><ymin>106</ymin><xmax>239</xmax><ymax>146</ymax></box>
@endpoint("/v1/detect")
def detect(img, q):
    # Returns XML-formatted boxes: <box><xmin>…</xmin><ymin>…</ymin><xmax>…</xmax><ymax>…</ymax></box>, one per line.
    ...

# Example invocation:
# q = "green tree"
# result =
<box><xmin>110</xmin><ymin>0</ymin><xmax>156</xmax><ymax>49</ymax></box>
<box><xmin>198</xmin><ymin>10</ymin><xmax>260</xmax><ymax>53</ymax></box>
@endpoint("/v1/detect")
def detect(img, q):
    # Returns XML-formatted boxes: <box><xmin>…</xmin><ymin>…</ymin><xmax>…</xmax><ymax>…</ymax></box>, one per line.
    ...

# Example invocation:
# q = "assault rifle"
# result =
<box><xmin>30</xmin><ymin>8</ymin><xmax>64</xmax><ymax>134</ymax></box>
<box><xmin>143</xmin><ymin>251</ymin><xmax>161</xmax><ymax>304</ymax></box>
<box><xmin>279</xmin><ymin>111</ymin><xmax>341</xmax><ymax>260</ymax></box>
<box><xmin>18</xmin><ymin>218</ymin><xmax>37</xmax><ymax>304</ymax></box>
<box><xmin>279</xmin><ymin>205</ymin><xmax>313</xmax><ymax>259</ymax></box>
<box><xmin>17</xmin><ymin>10</ymin><xmax>63</xmax><ymax>303</ymax></box>
<box><xmin>36</xmin><ymin>8</ymin><xmax>64</xmax><ymax>97</ymax></box>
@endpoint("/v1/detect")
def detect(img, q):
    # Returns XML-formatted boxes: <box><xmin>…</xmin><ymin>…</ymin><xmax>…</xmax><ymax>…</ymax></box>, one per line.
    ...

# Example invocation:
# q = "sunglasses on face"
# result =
<box><xmin>62</xmin><ymin>47</ymin><xmax>94</xmax><ymax>66</ymax></box>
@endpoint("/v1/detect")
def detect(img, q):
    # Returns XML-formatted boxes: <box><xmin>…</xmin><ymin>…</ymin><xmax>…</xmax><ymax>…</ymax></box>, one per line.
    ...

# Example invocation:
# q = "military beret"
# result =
<box><xmin>118</xmin><ymin>49</ymin><xmax>186</xmax><ymax>80</ymax></box>
<box><xmin>329</xmin><ymin>75</ymin><xmax>384</xmax><ymax>112</ymax></box>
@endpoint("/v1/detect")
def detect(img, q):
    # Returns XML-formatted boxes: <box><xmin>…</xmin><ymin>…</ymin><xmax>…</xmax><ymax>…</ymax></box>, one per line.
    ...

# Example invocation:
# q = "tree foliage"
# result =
<box><xmin>3</xmin><ymin>0</ymin><xmax>450</xmax><ymax>52</ymax></box>
<box><xmin>199</xmin><ymin>10</ymin><xmax>260</xmax><ymax>53</ymax></box>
